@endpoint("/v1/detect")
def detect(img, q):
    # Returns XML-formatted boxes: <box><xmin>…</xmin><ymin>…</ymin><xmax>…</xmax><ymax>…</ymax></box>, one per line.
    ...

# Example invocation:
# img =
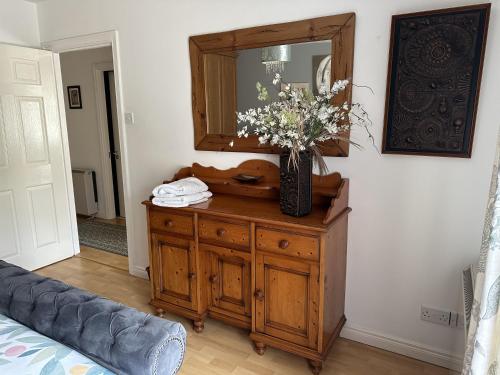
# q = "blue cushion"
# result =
<box><xmin>0</xmin><ymin>260</ymin><xmax>186</xmax><ymax>375</ymax></box>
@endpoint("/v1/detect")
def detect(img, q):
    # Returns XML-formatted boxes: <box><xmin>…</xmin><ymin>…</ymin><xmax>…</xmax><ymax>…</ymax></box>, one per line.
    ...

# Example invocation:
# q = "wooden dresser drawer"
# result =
<box><xmin>149</xmin><ymin>209</ymin><xmax>194</xmax><ymax>237</ymax></box>
<box><xmin>256</xmin><ymin>227</ymin><xmax>319</xmax><ymax>261</ymax></box>
<box><xmin>199</xmin><ymin>216</ymin><xmax>250</xmax><ymax>249</ymax></box>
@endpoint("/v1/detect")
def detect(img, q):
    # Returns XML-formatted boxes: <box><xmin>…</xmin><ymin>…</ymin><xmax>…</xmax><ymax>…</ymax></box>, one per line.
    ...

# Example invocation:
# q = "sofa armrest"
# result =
<box><xmin>0</xmin><ymin>260</ymin><xmax>186</xmax><ymax>375</ymax></box>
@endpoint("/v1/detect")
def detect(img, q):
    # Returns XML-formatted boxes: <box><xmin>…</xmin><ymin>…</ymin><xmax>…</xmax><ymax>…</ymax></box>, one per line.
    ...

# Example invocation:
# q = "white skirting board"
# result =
<box><xmin>341</xmin><ymin>323</ymin><xmax>463</xmax><ymax>372</ymax></box>
<box><xmin>131</xmin><ymin>265</ymin><xmax>149</xmax><ymax>280</ymax></box>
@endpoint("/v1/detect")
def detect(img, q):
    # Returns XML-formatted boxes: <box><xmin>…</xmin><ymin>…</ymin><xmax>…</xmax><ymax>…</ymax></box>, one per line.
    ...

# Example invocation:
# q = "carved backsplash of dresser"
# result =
<box><xmin>142</xmin><ymin>160</ymin><xmax>350</xmax><ymax>374</ymax></box>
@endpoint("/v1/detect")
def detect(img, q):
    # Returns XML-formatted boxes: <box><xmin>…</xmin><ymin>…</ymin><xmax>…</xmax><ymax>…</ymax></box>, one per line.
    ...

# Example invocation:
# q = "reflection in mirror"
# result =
<box><xmin>204</xmin><ymin>52</ymin><xmax>237</xmax><ymax>135</ymax></box>
<box><xmin>203</xmin><ymin>40</ymin><xmax>332</xmax><ymax>136</ymax></box>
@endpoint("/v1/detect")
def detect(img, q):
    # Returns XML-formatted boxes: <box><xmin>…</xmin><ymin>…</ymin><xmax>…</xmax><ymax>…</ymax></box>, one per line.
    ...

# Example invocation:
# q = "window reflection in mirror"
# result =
<box><xmin>203</xmin><ymin>40</ymin><xmax>332</xmax><ymax>136</ymax></box>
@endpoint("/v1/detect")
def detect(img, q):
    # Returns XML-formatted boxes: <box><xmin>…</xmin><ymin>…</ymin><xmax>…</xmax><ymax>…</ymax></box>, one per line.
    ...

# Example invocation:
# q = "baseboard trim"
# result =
<box><xmin>340</xmin><ymin>323</ymin><xmax>462</xmax><ymax>372</ymax></box>
<box><xmin>131</xmin><ymin>265</ymin><xmax>148</xmax><ymax>279</ymax></box>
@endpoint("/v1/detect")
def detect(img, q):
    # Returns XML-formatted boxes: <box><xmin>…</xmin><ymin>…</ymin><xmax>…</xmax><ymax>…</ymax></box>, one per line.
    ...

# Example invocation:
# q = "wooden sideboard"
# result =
<box><xmin>142</xmin><ymin>160</ymin><xmax>350</xmax><ymax>374</ymax></box>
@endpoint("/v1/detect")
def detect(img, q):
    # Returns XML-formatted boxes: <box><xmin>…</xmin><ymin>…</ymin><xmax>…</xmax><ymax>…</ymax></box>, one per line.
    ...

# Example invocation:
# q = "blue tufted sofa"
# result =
<box><xmin>0</xmin><ymin>260</ymin><xmax>186</xmax><ymax>375</ymax></box>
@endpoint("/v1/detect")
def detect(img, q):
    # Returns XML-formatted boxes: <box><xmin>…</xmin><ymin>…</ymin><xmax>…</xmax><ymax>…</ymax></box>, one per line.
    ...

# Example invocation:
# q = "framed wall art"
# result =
<box><xmin>382</xmin><ymin>4</ymin><xmax>490</xmax><ymax>157</ymax></box>
<box><xmin>67</xmin><ymin>85</ymin><xmax>82</xmax><ymax>109</ymax></box>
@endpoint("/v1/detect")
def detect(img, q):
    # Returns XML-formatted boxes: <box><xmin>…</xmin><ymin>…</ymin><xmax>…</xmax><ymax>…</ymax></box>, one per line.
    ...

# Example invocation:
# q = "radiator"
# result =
<box><xmin>72</xmin><ymin>169</ymin><xmax>98</xmax><ymax>216</ymax></box>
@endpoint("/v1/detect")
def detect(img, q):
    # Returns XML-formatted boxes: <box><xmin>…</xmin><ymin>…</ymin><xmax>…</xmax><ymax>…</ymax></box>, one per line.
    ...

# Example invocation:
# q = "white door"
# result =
<box><xmin>0</xmin><ymin>44</ymin><xmax>75</xmax><ymax>270</ymax></box>
<box><xmin>108</xmin><ymin>71</ymin><xmax>125</xmax><ymax>217</ymax></box>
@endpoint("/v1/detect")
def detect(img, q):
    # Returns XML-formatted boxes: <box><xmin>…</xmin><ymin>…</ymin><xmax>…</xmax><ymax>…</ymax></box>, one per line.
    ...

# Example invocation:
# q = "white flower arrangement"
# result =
<box><xmin>234</xmin><ymin>74</ymin><xmax>373</xmax><ymax>174</ymax></box>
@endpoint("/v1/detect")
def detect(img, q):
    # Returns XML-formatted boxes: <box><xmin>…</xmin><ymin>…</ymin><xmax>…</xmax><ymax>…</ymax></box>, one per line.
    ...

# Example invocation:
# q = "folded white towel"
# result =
<box><xmin>153</xmin><ymin>191</ymin><xmax>212</xmax><ymax>205</ymax></box>
<box><xmin>153</xmin><ymin>177</ymin><xmax>208</xmax><ymax>197</ymax></box>
<box><xmin>152</xmin><ymin>196</ymin><xmax>210</xmax><ymax>208</ymax></box>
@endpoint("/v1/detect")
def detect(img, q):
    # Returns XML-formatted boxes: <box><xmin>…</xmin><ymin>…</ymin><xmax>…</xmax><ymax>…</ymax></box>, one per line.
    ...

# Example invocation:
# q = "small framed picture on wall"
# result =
<box><xmin>67</xmin><ymin>85</ymin><xmax>82</xmax><ymax>109</ymax></box>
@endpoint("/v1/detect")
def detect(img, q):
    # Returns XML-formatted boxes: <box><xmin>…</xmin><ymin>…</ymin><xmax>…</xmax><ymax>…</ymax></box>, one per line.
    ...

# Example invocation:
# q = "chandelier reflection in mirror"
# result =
<box><xmin>261</xmin><ymin>45</ymin><xmax>291</xmax><ymax>74</ymax></box>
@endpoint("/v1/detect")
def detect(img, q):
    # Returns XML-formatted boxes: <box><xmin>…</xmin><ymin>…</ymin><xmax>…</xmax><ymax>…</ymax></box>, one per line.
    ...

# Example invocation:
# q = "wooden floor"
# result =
<box><xmin>37</xmin><ymin>253</ymin><xmax>456</xmax><ymax>375</ymax></box>
<box><xmin>77</xmin><ymin>245</ymin><xmax>129</xmax><ymax>271</ymax></box>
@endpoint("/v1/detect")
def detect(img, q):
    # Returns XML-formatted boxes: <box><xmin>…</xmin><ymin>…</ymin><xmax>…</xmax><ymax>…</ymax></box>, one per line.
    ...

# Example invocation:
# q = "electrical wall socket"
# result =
<box><xmin>421</xmin><ymin>306</ymin><xmax>451</xmax><ymax>326</ymax></box>
<box><xmin>420</xmin><ymin>306</ymin><xmax>464</xmax><ymax>328</ymax></box>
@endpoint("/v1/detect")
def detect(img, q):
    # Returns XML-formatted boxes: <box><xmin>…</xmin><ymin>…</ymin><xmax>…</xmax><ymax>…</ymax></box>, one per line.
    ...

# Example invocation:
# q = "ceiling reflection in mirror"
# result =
<box><xmin>203</xmin><ymin>40</ymin><xmax>332</xmax><ymax>135</ymax></box>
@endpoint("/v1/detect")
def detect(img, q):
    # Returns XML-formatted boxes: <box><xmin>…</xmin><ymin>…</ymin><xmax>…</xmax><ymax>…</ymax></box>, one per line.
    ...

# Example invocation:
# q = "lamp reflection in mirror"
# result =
<box><xmin>261</xmin><ymin>45</ymin><xmax>291</xmax><ymax>74</ymax></box>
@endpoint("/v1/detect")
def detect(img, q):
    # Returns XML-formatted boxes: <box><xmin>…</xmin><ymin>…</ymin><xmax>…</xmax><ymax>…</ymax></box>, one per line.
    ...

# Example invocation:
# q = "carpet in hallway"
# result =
<box><xmin>77</xmin><ymin>219</ymin><xmax>128</xmax><ymax>256</ymax></box>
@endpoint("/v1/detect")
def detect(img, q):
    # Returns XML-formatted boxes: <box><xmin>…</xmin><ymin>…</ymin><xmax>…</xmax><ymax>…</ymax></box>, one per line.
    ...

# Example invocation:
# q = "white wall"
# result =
<box><xmin>60</xmin><ymin>47</ymin><xmax>114</xmax><ymax>218</ymax></box>
<box><xmin>34</xmin><ymin>0</ymin><xmax>500</xmax><ymax>368</ymax></box>
<box><xmin>0</xmin><ymin>0</ymin><xmax>39</xmax><ymax>46</ymax></box>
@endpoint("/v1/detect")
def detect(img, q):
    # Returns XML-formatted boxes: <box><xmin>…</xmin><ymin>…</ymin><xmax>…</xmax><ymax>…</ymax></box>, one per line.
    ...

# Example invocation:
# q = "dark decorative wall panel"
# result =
<box><xmin>383</xmin><ymin>4</ymin><xmax>490</xmax><ymax>157</ymax></box>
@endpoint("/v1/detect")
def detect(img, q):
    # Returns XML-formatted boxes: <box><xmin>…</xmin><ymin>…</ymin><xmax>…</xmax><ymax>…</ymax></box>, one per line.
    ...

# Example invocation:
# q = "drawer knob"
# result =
<box><xmin>165</xmin><ymin>219</ymin><xmax>174</xmax><ymax>227</ymax></box>
<box><xmin>209</xmin><ymin>274</ymin><xmax>219</xmax><ymax>283</ymax></box>
<box><xmin>254</xmin><ymin>289</ymin><xmax>265</xmax><ymax>301</ymax></box>
<box><xmin>188</xmin><ymin>272</ymin><xmax>196</xmax><ymax>279</ymax></box>
<box><xmin>216</xmin><ymin>228</ymin><xmax>226</xmax><ymax>237</ymax></box>
<box><xmin>279</xmin><ymin>240</ymin><xmax>289</xmax><ymax>249</ymax></box>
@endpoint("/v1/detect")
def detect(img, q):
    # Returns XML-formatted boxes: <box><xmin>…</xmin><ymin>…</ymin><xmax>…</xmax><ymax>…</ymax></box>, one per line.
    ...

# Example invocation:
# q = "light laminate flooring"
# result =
<box><xmin>37</xmin><ymin>254</ymin><xmax>457</xmax><ymax>375</ymax></box>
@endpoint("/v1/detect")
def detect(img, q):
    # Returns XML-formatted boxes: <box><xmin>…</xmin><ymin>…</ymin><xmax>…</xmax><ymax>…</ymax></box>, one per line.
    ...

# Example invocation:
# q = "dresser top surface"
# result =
<box><xmin>143</xmin><ymin>193</ymin><xmax>332</xmax><ymax>231</ymax></box>
<box><xmin>144</xmin><ymin>160</ymin><xmax>350</xmax><ymax>230</ymax></box>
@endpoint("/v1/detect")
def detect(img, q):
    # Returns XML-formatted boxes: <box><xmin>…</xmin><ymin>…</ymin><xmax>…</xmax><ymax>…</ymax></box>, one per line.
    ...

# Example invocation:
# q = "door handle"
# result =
<box><xmin>279</xmin><ymin>240</ymin><xmax>289</xmax><ymax>249</ymax></box>
<box><xmin>209</xmin><ymin>274</ymin><xmax>219</xmax><ymax>283</ymax></box>
<box><xmin>109</xmin><ymin>151</ymin><xmax>120</xmax><ymax>160</ymax></box>
<box><xmin>254</xmin><ymin>289</ymin><xmax>264</xmax><ymax>301</ymax></box>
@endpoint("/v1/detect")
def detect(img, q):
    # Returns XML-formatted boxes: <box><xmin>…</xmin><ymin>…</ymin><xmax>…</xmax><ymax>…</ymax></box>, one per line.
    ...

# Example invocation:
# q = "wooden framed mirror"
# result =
<box><xmin>189</xmin><ymin>13</ymin><xmax>355</xmax><ymax>156</ymax></box>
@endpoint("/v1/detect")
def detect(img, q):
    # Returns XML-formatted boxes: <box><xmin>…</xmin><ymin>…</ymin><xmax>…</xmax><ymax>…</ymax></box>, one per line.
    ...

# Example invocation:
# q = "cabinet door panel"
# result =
<box><xmin>266</xmin><ymin>267</ymin><xmax>308</xmax><ymax>334</ymax></box>
<box><xmin>162</xmin><ymin>245</ymin><xmax>190</xmax><ymax>296</ymax></box>
<box><xmin>255</xmin><ymin>253</ymin><xmax>319</xmax><ymax>349</ymax></box>
<box><xmin>152</xmin><ymin>233</ymin><xmax>197</xmax><ymax>310</ymax></box>
<box><xmin>206</xmin><ymin>245</ymin><xmax>251</xmax><ymax>318</ymax></box>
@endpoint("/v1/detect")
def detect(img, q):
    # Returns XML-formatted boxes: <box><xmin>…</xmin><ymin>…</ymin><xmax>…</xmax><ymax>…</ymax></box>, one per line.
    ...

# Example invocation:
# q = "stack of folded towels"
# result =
<box><xmin>152</xmin><ymin>177</ymin><xmax>212</xmax><ymax>208</ymax></box>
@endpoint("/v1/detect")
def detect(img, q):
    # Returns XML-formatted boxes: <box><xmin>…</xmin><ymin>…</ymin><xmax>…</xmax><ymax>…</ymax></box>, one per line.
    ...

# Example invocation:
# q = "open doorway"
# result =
<box><xmin>60</xmin><ymin>47</ymin><xmax>128</xmax><ymax>271</ymax></box>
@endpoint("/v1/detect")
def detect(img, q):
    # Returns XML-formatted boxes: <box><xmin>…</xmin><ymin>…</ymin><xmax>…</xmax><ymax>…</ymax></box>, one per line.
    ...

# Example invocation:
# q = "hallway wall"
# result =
<box><xmin>60</xmin><ymin>47</ymin><xmax>114</xmax><ymax>218</ymax></box>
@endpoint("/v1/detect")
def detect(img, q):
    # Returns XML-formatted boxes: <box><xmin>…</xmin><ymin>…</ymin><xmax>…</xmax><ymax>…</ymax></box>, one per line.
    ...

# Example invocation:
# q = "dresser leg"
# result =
<box><xmin>193</xmin><ymin>319</ymin><xmax>205</xmax><ymax>333</ymax></box>
<box><xmin>156</xmin><ymin>308</ymin><xmax>166</xmax><ymax>318</ymax></box>
<box><xmin>308</xmin><ymin>359</ymin><xmax>323</xmax><ymax>375</ymax></box>
<box><xmin>253</xmin><ymin>341</ymin><xmax>266</xmax><ymax>355</ymax></box>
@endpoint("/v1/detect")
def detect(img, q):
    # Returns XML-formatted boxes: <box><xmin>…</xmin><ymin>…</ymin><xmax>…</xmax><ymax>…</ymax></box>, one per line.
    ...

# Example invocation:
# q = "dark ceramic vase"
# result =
<box><xmin>279</xmin><ymin>150</ymin><xmax>312</xmax><ymax>217</ymax></box>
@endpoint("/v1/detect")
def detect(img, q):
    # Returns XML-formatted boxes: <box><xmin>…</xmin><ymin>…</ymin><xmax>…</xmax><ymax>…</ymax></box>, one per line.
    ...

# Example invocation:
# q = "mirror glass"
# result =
<box><xmin>203</xmin><ymin>40</ymin><xmax>332</xmax><ymax>135</ymax></box>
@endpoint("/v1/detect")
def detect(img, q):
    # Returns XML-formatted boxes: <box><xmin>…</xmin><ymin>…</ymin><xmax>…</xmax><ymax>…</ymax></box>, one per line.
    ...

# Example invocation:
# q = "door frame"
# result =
<box><xmin>93</xmin><ymin>61</ymin><xmax>116</xmax><ymax>220</ymax></box>
<box><xmin>42</xmin><ymin>31</ymin><xmax>140</xmax><ymax>277</ymax></box>
<box><xmin>52</xmin><ymin>53</ymin><xmax>80</xmax><ymax>254</ymax></box>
